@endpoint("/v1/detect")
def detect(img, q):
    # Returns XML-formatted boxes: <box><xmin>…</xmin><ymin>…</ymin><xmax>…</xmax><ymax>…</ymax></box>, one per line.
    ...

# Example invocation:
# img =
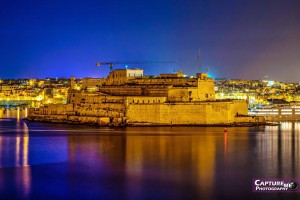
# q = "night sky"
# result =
<box><xmin>1</xmin><ymin>0</ymin><xmax>300</xmax><ymax>81</ymax></box>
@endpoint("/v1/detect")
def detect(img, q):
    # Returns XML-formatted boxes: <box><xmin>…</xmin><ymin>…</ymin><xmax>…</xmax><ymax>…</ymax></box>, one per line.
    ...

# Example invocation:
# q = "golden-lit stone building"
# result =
<box><xmin>28</xmin><ymin>68</ymin><xmax>263</xmax><ymax>125</ymax></box>
<box><xmin>106</xmin><ymin>68</ymin><xmax>143</xmax><ymax>85</ymax></box>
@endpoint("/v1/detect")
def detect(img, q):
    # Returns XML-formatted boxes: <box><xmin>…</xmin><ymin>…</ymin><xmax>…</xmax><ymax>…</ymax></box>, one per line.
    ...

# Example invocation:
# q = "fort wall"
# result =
<box><xmin>126</xmin><ymin>100</ymin><xmax>248</xmax><ymax>124</ymax></box>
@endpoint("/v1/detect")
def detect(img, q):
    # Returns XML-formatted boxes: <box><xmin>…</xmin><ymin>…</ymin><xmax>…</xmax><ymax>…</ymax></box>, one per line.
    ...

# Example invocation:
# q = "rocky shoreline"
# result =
<box><xmin>24</xmin><ymin>116</ymin><xmax>278</xmax><ymax>127</ymax></box>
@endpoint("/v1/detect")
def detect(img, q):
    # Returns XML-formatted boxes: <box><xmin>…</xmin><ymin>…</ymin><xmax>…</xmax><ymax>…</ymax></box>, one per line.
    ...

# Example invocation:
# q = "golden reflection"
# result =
<box><xmin>67</xmin><ymin>135</ymin><xmax>123</xmax><ymax>164</ymax></box>
<box><xmin>13</xmin><ymin>119</ymin><xmax>31</xmax><ymax>197</ymax></box>
<box><xmin>280</xmin><ymin>122</ymin><xmax>292</xmax><ymax>131</ymax></box>
<box><xmin>0</xmin><ymin>108</ymin><xmax>27</xmax><ymax>118</ymax></box>
<box><xmin>22</xmin><ymin>166</ymin><xmax>31</xmax><ymax>197</ymax></box>
<box><xmin>15</xmin><ymin>118</ymin><xmax>30</xmax><ymax>166</ymax></box>
<box><xmin>0</xmin><ymin>114</ymin><xmax>31</xmax><ymax>196</ymax></box>
<box><xmin>195</xmin><ymin>135</ymin><xmax>215</xmax><ymax>196</ymax></box>
<box><xmin>6</xmin><ymin>108</ymin><xmax>10</xmax><ymax>118</ymax></box>
<box><xmin>224</xmin><ymin>132</ymin><xmax>227</xmax><ymax>158</ymax></box>
<box><xmin>22</xmin><ymin>123</ymin><xmax>29</xmax><ymax>166</ymax></box>
<box><xmin>25</xmin><ymin>108</ymin><xmax>28</xmax><ymax>118</ymax></box>
<box><xmin>258</xmin><ymin>122</ymin><xmax>300</xmax><ymax>177</ymax></box>
<box><xmin>21</xmin><ymin>122</ymin><xmax>31</xmax><ymax>197</ymax></box>
<box><xmin>66</xmin><ymin>129</ymin><xmax>217</xmax><ymax>199</ymax></box>
<box><xmin>125</xmin><ymin>128</ymin><xmax>216</xmax><ymax>198</ymax></box>
<box><xmin>17</xmin><ymin>107</ymin><xmax>20</xmax><ymax>121</ymax></box>
<box><xmin>16</xmin><ymin>137</ymin><xmax>20</xmax><ymax>167</ymax></box>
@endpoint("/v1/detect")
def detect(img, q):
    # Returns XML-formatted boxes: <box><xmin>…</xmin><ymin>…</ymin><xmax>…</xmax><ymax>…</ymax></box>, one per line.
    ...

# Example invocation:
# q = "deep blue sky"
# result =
<box><xmin>1</xmin><ymin>0</ymin><xmax>300</xmax><ymax>81</ymax></box>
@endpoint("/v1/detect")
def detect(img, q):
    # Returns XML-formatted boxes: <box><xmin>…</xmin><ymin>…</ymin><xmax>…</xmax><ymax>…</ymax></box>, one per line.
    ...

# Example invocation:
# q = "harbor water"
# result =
<box><xmin>0</xmin><ymin>109</ymin><xmax>299</xmax><ymax>199</ymax></box>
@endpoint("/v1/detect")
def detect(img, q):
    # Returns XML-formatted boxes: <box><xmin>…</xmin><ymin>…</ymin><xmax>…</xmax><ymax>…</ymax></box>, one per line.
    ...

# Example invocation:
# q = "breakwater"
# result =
<box><xmin>25</xmin><ymin>114</ymin><xmax>271</xmax><ymax>127</ymax></box>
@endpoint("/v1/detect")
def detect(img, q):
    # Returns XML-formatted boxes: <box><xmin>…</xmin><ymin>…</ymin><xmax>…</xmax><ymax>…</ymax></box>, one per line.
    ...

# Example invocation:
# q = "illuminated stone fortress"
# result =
<box><xmin>28</xmin><ymin>68</ymin><xmax>263</xmax><ymax>125</ymax></box>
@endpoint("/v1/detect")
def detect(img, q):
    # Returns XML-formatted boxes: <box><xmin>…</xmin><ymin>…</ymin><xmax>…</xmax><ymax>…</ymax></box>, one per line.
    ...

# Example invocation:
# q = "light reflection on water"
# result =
<box><xmin>0</xmin><ymin>111</ymin><xmax>299</xmax><ymax>199</ymax></box>
<box><xmin>0</xmin><ymin>108</ymin><xmax>28</xmax><ymax>119</ymax></box>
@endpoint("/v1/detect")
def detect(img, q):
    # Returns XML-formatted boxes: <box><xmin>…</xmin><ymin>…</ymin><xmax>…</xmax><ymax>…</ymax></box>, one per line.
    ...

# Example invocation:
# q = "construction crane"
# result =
<box><xmin>96</xmin><ymin>61</ymin><xmax>177</xmax><ymax>71</ymax></box>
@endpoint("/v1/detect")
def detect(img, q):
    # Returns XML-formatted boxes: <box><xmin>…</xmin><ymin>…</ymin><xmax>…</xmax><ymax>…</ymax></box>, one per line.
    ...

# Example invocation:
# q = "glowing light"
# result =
<box><xmin>207</xmin><ymin>73</ymin><xmax>214</xmax><ymax>78</ymax></box>
<box><xmin>22</xmin><ymin>123</ymin><xmax>31</xmax><ymax>197</ymax></box>
<box><xmin>17</xmin><ymin>107</ymin><xmax>20</xmax><ymax>121</ymax></box>
<box><xmin>16</xmin><ymin>137</ymin><xmax>20</xmax><ymax>166</ymax></box>
<box><xmin>37</xmin><ymin>96</ymin><xmax>43</xmax><ymax>101</ymax></box>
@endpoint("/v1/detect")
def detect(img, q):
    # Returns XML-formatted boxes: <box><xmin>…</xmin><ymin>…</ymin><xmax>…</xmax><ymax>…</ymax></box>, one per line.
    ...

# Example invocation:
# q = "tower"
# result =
<box><xmin>70</xmin><ymin>76</ymin><xmax>75</xmax><ymax>90</ymax></box>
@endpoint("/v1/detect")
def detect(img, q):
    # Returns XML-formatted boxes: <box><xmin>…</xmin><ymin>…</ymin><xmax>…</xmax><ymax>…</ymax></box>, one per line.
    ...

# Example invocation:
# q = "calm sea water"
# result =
<box><xmin>0</xmin><ymin>109</ymin><xmax>299</xmax><ymax>199</ymax></box>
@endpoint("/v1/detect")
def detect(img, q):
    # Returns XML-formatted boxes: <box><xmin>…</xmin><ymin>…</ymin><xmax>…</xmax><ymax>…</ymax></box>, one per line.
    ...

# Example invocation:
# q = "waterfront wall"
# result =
<box><xmin>28</xmin><ymin>99</ymin><xmax>253</xmax><ymax>125</ymax></box>
<box><xmin>126</xmin><ymin>100</ymin><xmax>248</xmax><ymax>124</ymax></box>
<box><xmin>234</xmin><ymin>116</ymin><xmax>265</xmax><ymax>123</ymax></box>
<box><xmin>27</xmin><ymin>114</ymin><xmax>112</xmax><ymax>125</ymax></box>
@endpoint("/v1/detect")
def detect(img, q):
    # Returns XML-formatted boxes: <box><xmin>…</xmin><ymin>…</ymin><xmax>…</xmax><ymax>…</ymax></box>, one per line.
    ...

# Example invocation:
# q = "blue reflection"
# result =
<box><xmin>0</xmin><ymin>119</ymin><xmax>68</xmax><ymax>167</ymax></box>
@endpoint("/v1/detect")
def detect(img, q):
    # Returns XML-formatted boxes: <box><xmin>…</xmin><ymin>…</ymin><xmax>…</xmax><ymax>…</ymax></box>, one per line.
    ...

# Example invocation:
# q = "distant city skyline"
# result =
<box><xmin>1</xmin><ymin>0</ymin><xmax>300</xmax><ymax>81</ymax></box>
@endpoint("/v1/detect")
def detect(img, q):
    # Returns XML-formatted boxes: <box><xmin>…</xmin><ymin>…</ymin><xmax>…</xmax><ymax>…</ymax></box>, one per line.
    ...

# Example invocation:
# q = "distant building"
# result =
<box><xmin>106</xmin><ymin>68</ymin><xmax>143</xmax><ymax>85</ymax></box>
<box><xmin>81</xmin><ymin>77</ymin><xmax>104</xmax><ymax>90</ymax></box>
<box><xmin>160</xmin><ymin>70</ymin><xmax>184</xmax><ymax>78</ymax></box>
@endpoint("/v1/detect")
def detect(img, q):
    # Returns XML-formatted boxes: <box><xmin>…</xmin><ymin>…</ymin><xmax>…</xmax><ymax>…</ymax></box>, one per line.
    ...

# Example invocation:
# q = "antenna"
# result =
<box><xmin>197</xmin><ymin>49</ymin><xmax>201</xmax><ymax>72</ymax></box>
